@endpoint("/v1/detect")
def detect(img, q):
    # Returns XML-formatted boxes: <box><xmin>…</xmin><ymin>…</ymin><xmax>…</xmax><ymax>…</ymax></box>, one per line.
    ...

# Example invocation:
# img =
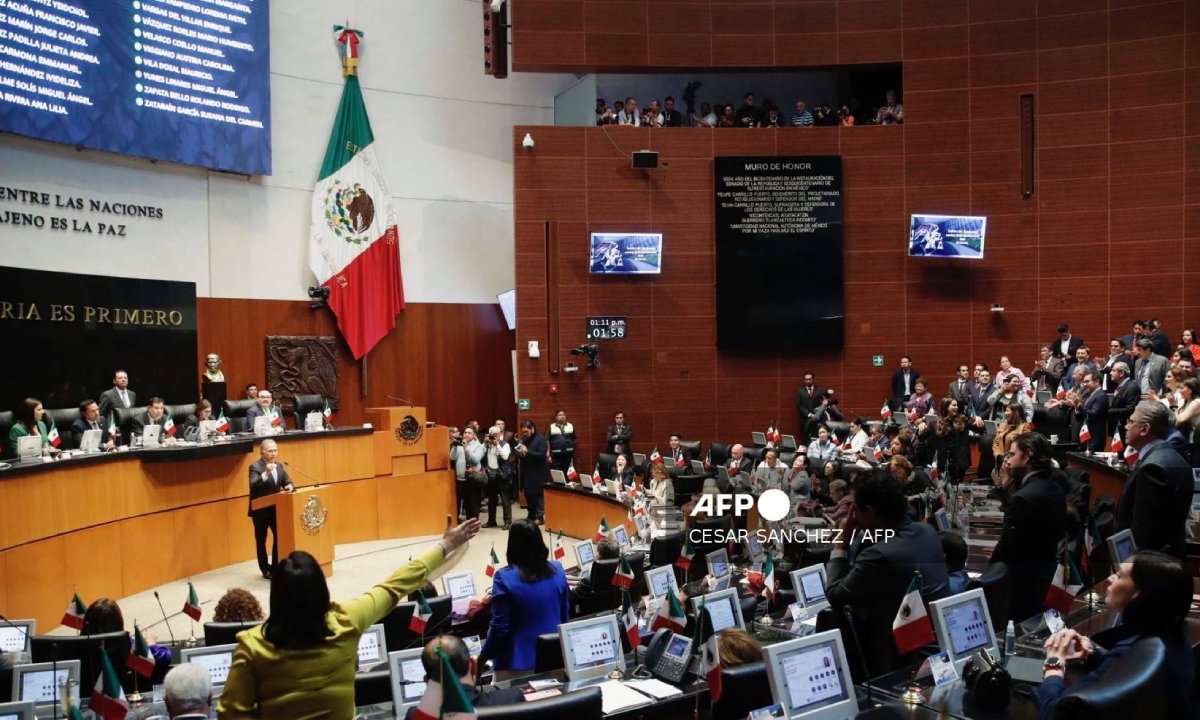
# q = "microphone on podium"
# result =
<box><xmin>283</xmin><ymin>460</ymin><xmax>321</xmax><ymax>489</ymax></box>
<box><xmin>385</xmin><ymin>394</ymin><xmax>415</xmax><ymax>407</ymax></box>
<box><xmin>152</xmin><ymin>591</ymin><xmax>177</xmax><ymax>644</ymax></box>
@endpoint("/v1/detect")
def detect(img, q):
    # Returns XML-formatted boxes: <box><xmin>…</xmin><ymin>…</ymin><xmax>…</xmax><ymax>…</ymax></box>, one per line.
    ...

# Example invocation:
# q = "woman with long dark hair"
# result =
<box><xmin>934</xmin><ymin>397</ymin><xmax>970</xmax><ymax>483</ymax></box>
<box><xmin>478</xmin><ymin>519</ymin><xmax>570</xmax><ymax>681</ymax></box>
<box><xmin>1037</xmin><ymin>551</ymin><xmax>1196</xmax><ymax>719</ymax></box>
<box><xmin>8</xmin><ymin>397</ymin><xmax>55</xmax><ymax>456</ymax></box>
<box><xmin>217</xmin><ymin>516</ymin><xmax>479</xmax><ymax>718</ymax></box>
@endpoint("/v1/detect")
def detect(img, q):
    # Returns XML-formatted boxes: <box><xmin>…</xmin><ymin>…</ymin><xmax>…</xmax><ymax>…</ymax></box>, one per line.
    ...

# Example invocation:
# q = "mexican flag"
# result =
<box><xmin>649</xmin><ymin>447</ymin><xmax>663</xmax><ymax>464</ymax></box>
<box><xmin>675</xmin><ymin>452</ymin><xmax>687</xmax><ymax>468</ymax></box>
<box><xmin>566</xmin><ymin>463</ymin><xmax>578</xmax><ymax>482</ymax></box>
<box><xmin>552</xmin><ymin>530</ymin><xmax>566</xmax><ymax>561</ymax></box>
<box><xmin>675</xmin><ymin>536</ymin><xmax>694</xmax><ymax>571</ymax></box>
<box><xmin>1045</xmin><ymin>557</ymin><xmax>1084</xmax><ymax>614</ymax></box>
<box><xmin>1124</xmin><ymin>444</ymin><xmax>1139</xmax><ymax>467</ymax></box>
<box><xmin>1078</xmin><ymin>422</ymin><xmax>1091</xmax><ymax>445</ymax></box>
<box><xmin>880</xmin><ymin>401</ymin><xmax>892</xmax><ymax>419</ymax></box>
<box><xmin>62</xmin><ymin>592</ymin><xmax>86</xmax><ymax>630</ymax></box>
<box><xmin>47</xmin><ymin>421</ymin><xmax>62</xmax><ymax>447</ymax></box>
<box><xmin>595</xmin><ymin>517</ymin><xmax>609</xmax><ymax>543</ymax></box>
<box><xmin>485</xmin><ymin>546</ymin><xmax>499</xmax><ymax>578</ymax></box>
<box><xmin>409</xmin><ymin>591</ymin><xmax>432</xmax><ymax>634</ymax></box>
<box><xmin>89</xmin><ymin>652</ymin><xmax>128</xmax><ymax>720</ymax></box>
<box><xmin>591</xmin><ymin>465</ymin><xmax>602</xmax><ymax>489</ymax></box>
<box><xmin>695</xmin><ymin>602</ymin><xmax>722</xmax><ymax>702</ymax></box>
<box><xmin>760</xmin><ymin>554</ymin><xmax>776</xmax><ymax>601</ymax></box>
<box><xmin>309</xmin><ymin>29</ymin><xmax>405</xmax><ymax>360</ymax></box>
<box><xmin>410</xmin><ymin>647</ymin><xmax>477</xmax><ymax>720</ymax></box>
<box><xmin>1110</xmin><ymin>432</ymin><xmax>1124</xmax><ymax>454</ymax></box>
<box><xmin>126</xmin><ymin>624</ymin><xmax>155</xmax><ymax>678</ymax></box>
<box><xmin>621</xmin><ymin>590</ymin><xmax>641</xmax><ymax>649</ymax></box>
<box><xmin>611</xmin><ymin>556</ymin><xmax>634</xmax><ymax>590</ymax></box>
<box><xmin>892</xmin><ymin>573</ymin><xmax>933</xmax><ymax>654</ymax></box>
<box><xmin>183</xmin><ymin>581</ymin><xmax>202</xmax><ymax>621</ymax></box>
<box><xmin>322</xmin><ymin>401</ymin><xmax>334</xmax><ymax>422</ymax></box>
<box><xmin>270</xmin><ymin>407</ymin><xmax>283</xmax><ymax>428</ymax></box>
<box><xmin>653</xmin><ymin>591</ymin><xmax>687</xmax><ymax>633</ymax></box>
<box><xmin>215</xmin><ymin>411</ymin><xmax>230</xmax><ymax>433</ymax></box>
<box><xmin>108</xmin><ymin>414</ymin><xmax>118</xmax><ymax>438</ymax></box>
<box><xmin>163</xmin><ymin>415</ymin><xmax>176</xmax><ymax>437</ymax></box>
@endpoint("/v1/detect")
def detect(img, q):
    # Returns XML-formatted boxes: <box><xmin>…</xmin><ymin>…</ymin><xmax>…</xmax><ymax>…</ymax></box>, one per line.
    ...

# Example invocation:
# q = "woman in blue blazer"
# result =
<box><xmin>479</xmin><ymin>519</ymin><xmax>570</xmax><ymax>680</ymax></box>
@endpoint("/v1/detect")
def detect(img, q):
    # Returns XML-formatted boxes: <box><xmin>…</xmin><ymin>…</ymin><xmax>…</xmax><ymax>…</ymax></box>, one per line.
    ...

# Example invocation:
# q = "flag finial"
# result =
<box><xmin>332</xmin><ymin>24</ymin><xmax>364</xmax><ymax>77</ymax></box>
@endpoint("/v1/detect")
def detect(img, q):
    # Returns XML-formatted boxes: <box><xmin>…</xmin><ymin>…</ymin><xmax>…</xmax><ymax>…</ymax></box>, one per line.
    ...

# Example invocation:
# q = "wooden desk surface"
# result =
<box><xmin>544</xmin><ymin>483</ymin><xmax>635</xmax><ymax>541</ymax></box>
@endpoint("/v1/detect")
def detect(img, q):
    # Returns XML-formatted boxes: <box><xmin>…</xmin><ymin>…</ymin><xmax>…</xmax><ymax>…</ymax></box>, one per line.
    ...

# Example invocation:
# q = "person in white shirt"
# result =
<box><xmin>753</xmin><ymin>447</ymin><xmax>787</xmax><ymax>491</ymax></box>
<box><xmin>617</xmin><ymin>97</ymin><xmax>641</xmax><ymax>126</ymax></box>
<box><xmin>483</xmin><ymin>425</ymin><xmax>513</xmax><ymax>529</ymax></box>
<box><xmin>693</xmin><ymin>102</ymin><xmax>717</xmax><ymax>127</ymax></box>
<box><xmin>808</xmin><ymin>425</ymin><xmax>838</xmax><ymax>465</ymax></box>
<box><xmin>846</xmin><ymin>417</ymin><xmax>869</xmax><ymax>454</ymax></box>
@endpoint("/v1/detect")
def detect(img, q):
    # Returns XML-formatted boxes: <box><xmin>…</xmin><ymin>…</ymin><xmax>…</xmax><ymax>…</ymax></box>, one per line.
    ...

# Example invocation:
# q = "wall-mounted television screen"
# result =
<box><xmin>589</xmin><ymin>233</ymin><xmax>662</xmax><ymax>275</ymax></box>
<box><xmin>908</xmin><ymin>215</ymin><xmax>987</xmax><ymax>259</ymax></box>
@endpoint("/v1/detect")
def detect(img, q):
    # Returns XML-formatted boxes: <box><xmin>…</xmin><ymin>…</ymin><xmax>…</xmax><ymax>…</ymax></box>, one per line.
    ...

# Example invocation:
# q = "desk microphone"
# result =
<box><xmin>153</xmin><ymin>591</ymin><xmax>178</xmax><ymax>644</ymax></box>
<box><xmin>385</xmin><ymin>394</ymin><xmax>415</xmax><ymax>407</ymax></box>
<box><xmin>283</xmin><ymin>461</ymin><xmax>321</xmax><ymax>488</ymax></box>
<box><xmin>842</xmin><ymin>605</ymin><xmax>874</xmax><ymax>707</ymax></box>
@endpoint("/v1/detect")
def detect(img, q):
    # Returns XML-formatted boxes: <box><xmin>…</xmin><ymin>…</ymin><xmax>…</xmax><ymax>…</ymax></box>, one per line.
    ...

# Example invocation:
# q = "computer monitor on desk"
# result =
<box><xmin>559</xmin><ymin>614</ymin><xmax>624</xmax><ymax>686</ymax></box>
<box><xmin>929</xmin><ymin>588</ymin><xmax>998</xmax><ymax>674</ymax></box>
<box><xmin>181</xmin><ymin>643</ymin><xmax>235</xmax><ymax>693</ymax></box>
<box><xmin>356</xmin><ymin>624</ymin><xmax>388</xmax><ymax>671</ymax></box>
<box><xmin>706</xmin><ymin>548</ymin><xmax>730</xmax><ymax>583</ymax></box>
<box><xmin>573</xmin><ymin>540</ymin><xmax>596</xmax><ymax>572</ymax></box>
<box><xmin>645</xmin><ymin>565</ymin><xmax>679</xmax><ymax>600</ymax></box>
<box><xmin>0</xmin><ymin>619</ymin><xmax>34</xmax><ymax>654</ymax></box>
<box><xmin>550</xmin><ymin>469</ymin><xmax>566</xmax><ymax>485</ymax></box>
<box><xmin>387</xmin><ymin>648</ymin><xmax>427</xmax><ymax>712</ymax></box>
<box><xmin>611</xmin><ymin>524</ymin><xmax>630</xmax><ymax>549</ymax></box>
<box><xmin>10</xmin><ymin>660</ymin><xmax>80</xmax><ymax>710</ymax></box>
<box><xmin>762</xmin><ymin>629</ymin><xmax>859</xmax><ymax>720</ymax></box>
<box><xmin>1106</xmin><ymin>529</ymin><xmax>1136</xmax><ymax>572</ymax></box>
<box><xmin>0</xmin><ymin>701</ymin><xmax>36</xmax><ymax>720</ymax></box>
<box><xmin>689</xmin><ymin>588</ymin><xmax>745</xmax><ymax>632</ymax></box>
<box><xmin>789</xmin><ymin>564</ymin><xmax>829</xmax><ymax>614</ymax></box>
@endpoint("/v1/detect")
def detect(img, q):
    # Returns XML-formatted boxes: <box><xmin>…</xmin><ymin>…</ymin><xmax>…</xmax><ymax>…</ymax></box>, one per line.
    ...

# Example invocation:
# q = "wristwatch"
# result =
<box><xmin>1043</xmin><ymin>656</ymin><xmax>1065</xmax><ymax>673</ymax></box>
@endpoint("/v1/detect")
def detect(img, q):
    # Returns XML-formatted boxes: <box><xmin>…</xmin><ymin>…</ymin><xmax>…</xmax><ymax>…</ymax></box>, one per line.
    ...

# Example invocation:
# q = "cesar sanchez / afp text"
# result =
<box><xmin>686</xmin><ymin>526</ymin><xmax>896</xmax><ymax>546</ymax></box>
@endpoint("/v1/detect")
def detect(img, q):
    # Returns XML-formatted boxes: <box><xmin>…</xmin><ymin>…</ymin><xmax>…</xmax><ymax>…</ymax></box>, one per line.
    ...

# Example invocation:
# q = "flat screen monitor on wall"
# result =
<box><xmin>497</xmin><ymin>289</ymin><xmax>516</xmax><ymax>330</ymax></box>
<box><xmin>908</xmin><ymin>215</ymin><xmax>987</xmax><ymax>259</ymax></box>
<box><xmin>0</xmin><ymin>0</ymin><xmax>272</xmax><ymax>174</ymax></box>
<box><xmin>589</xmin><ymin>233</ymin><xmax>662</xmax><ymax>275</ymax></box>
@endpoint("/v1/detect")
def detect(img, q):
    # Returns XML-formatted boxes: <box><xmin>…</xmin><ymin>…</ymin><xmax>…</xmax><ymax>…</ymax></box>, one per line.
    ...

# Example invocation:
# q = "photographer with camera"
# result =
<box><xmin>450</xmin><ymin>426</ymin><xmax>486</xmax><ymax>524</ymax></box>
<box><xmin>483</xmin><ymin>425</ymin><xmax>513</xmax><ymax>530</ymax></box>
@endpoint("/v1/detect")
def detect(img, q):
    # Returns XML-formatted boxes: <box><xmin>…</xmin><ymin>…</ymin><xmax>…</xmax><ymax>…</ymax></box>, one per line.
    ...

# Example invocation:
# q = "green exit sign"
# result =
<box><xmin>872</xmin><ymin>355</ymin><xmax>885</xmax><ymax>367</ymax></box>
<box><xmin>518</xmin><ymin>398</ymin><xmax>531</xmax><ymax>410</ymax></box>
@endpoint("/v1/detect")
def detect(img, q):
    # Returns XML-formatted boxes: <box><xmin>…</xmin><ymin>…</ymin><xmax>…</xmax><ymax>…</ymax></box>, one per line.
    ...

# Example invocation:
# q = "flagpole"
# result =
<box><xmin>128</xmin><ymin>621</ymin><xmax>143</xmax><ymax>704</ymax></box>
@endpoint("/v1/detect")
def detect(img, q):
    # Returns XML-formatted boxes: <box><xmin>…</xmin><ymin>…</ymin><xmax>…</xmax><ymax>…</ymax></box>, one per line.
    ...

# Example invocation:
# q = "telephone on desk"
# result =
<box><xmin>642</xmin><ymin>628</ymin><xmax>694</xmax><ymax>684</ymax></box>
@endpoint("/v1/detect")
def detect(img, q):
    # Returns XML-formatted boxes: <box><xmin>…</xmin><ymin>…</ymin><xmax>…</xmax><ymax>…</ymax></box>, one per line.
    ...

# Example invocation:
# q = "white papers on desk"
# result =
<box><xmin>598</xmin><ymin>680</ymin><xmax>654</xmax><ymax>714</ymax></box>
<box><xmin>528</xmin><ymin>679</ymin><xmax>561</xmax><ymax>691</ymax></box>
<box><xmin>625</xmin><ymin>678</ymin><xmax>684</xmax><ymax>700</ymax></box>
<box><xmin>965</xmin><ymin>537</ymin><xmax>997</xmax><ymax>549</ymax></box>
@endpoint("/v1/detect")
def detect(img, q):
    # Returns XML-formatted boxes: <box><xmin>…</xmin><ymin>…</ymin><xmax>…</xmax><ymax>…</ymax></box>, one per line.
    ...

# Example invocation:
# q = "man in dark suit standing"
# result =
<box><xmin>1100</xmin><ymin>339</ymin><xmax>1134</xmax><ymax>392</ymax></box>
<box><xmin>989</xmin><ymin>432</ymin><xmax>1067</xmax><ymax>624</ymax></box>
<box><xmin>516</xmin><ymin>420</ymin><xmax>549</xmax><ymax>525</ymax></box>
<box><xmin>1118</xmin><ymin>401</ymin><xmax>1193</xmax><ymax>558</ymax></box>
<box><xmin>1148</xmin><ymin>319</ymin><xmax>1172</xmax><ymax>357</ymax></box>
<box><xmin>660</xmin><ymin>96</ymin><xmax>683</xmax><ymax>127</ymax></box>
<box><xmin>1030</xmin><ymin>345</ymin><xmax>1065</xmax><ymax>393</ymax></box>
<box><xmin>248</xmin><ymin>438</ymin><xmax>294</xmax><ymax>578</ymax></box>
<box><xmin>1051</xmin><ymin>324</ymin><xmax>1084</xmax><ymax>360</ymax></box>
<box><xmin>605</xmin><ymin>411</ymin><xmax>632</xmax><ymax>456</ymax></box>
<box><xmin>825</xmin><ymin>469</ymin><xmax>950</xmax><ymax>676</ymax></box>
<box><xmin>1133</xmin><ymin>339</ymin><xmax>1169</xmax><ymax>394</ymax></box>
<box><xmin>890</xmin><ymin>356</ymin><xmax>920</xmax><ymax>408</ymax></box>
<box><xmin>97</xmin><ymin>369</ymin><xmax>136</xmax><ymax>421</ymax></box>
<box><xmin>1076</xmin><ymin>370</ymin><xmax>1109</xmax><ymax>452</ymax></box>
<box><xmin>70</xmin><ymin>398</ymin><xmax>114</xmax><ymax>451</ymax></box>
<box><xmin>1107</xmin><ymin>362</ymin><xmax>1139</xmax><ymax>438</ymax></box>
<box><xmin>795</xmin><ymin>373</ymin><xmax>824</xmax><ymax>438</ymax></box>
<box><xmin>947</xmin><ymin>364</ymin><xmax>972</xmax><ymax>406</ymax></box>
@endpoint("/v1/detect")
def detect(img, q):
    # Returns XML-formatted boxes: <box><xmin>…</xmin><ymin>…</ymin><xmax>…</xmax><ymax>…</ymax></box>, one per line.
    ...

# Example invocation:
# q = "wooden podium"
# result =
<box><xmin>250</xmin><ymin>486</ymin><xmax>335</xmax><ymax>577</ymax></box>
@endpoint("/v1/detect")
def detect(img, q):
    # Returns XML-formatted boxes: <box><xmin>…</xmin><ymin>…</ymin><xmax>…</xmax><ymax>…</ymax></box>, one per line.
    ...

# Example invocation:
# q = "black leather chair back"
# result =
<box><xmin>597</xmin><ymin>452</ymin><xmax>618</xmax><ymax>479</ymax></box>
<box><xmin>114</xmin><ymin>405</ymin><xmax>144</xmax><ymax>441</ymax></box>
<box><xmin>649</xmin><ymin>531</ymin><xmax>684</xmax><ymax>569</ymax></box>
<box><xmin>580</xmin><ymin>559</ymin><xmax>621</xmax><ymax>614</ymax></box>
<box><xmin>712</xmin><ymin>662</ymin><xmax>772</xmax><ymax>720</ymax></box>
<box><xmin>740</xmin><ymin>594</ymin><xmax>760</xmax><ymax>624</ymax></box>
<box><xmin>477</xmin><ymin>685</ymin><xmax>603</xmax><ymax>719</ymax></box>
<box><xmin>0</xmin><ymin>411</ymin><xmax>13</xmax><ymax>458</ymax></box>
<box><xmin>534</xmin><ymin>632</ymin><xmax>564</xmax><ymax>672</ymax></box>
<box><xmin>223</xmin><ymin>398</ymin><xmax>257</xmax><ymax>432</ymax></box>
<box><xmin>681</xmin><ymin>440</ymin><xmax>702</xmax><ymax>460</ymax></box>
<box><xmin>353</xmin><ymin>669</ymin><xmax>393</xmax><ymax>706</ymax></box>
<box><xmin>1053</xmin><ymin>637</ymin><xmax>1167</xmax><ymax>719</ymax></box>
<box><xmin>44</xmin><ymin>407</ymin><xmax>81</xmax><ymax>438</ymax></box>
<box><xmin>32</xmin><ymin>631</ymin><xmax>132</xmax><ymax>694</ymax></box>
<box><xmin>710</xmin><ymin>442</ymin><xmax>731</xmax><ymax>467</ymax></box>
<box><xmin>689</xmin><ymin>516</ymin><xmax>733</xmax><ymax>580</ymax></box>
<box><xmin>422</xmin><ymin>594</ymin><xmax>453</xmax><ymax>641</ymax></box>
<box><xmin>743</xmin><ymin>446</ymin><xmax>763</xmax><ymax>465</ymax></box>
<box><xmin>966</xmin><ymin>562</ymin><xmax>1009</xmax><ymax>631</ymax></box>
<box><xmin>623</xmin><ymin>550</ymin><xmax>648</xmax><ymax>598</ymax></box>
<box><xmin>291</xmin><ymin>393</ymin><xmax>325</xmax><ymax>428</ymax></box>
<box><xmin>204</xmin><ymin>620</ymin><xmax>263</xmax><ymax>646</ymax></box>
<box><xmin>779</xmin><ymin>450</ymin><xmax>797</xmax><ymax>467</ymax></box>
<box><xmin>826</xmin><ymin>421</ymin><xmax>850</xmax><ymax>439</ymax></box>
<box><xmin>381</xmin><ymin>602</ymin><xmax>422</xmax><ymax>651</ymax></box>
<box><xmin>168</xmin><ymin>403</ymin><xmax>196</xmax><ymax>427</ymax></box>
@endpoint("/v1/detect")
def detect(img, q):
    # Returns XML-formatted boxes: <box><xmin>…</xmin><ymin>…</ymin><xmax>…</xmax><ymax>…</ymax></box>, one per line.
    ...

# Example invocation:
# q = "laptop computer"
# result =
<box><xmin>751</xmin><ymin>432</ymin><xmax>767</xmax><ymax>446</ymax></box>
<box><xmin>16</xmin><ymin>435</ymin><xmax>40</xmax><ymax>460</ymax></box>
<box><xmin>550</xmin><ymin>469</ymin><xmax>567</xmax><ymax>485</ymax></box>
<box><xmin>690</xmin><ymin>460</ymin><xmax>705</xmax><ymax>474</ymax></box>
<box><xmin>78</xmin><ymin>429</ymin><xmax>102</xmax><ymax>452</ymax></box>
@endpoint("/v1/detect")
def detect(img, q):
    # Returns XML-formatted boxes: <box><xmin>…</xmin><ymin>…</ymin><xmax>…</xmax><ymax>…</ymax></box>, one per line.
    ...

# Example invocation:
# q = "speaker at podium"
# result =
<box><xmin>250</xmin><ymin>485</ymin><xmax>334</xmax><ymax>577</ymax></box>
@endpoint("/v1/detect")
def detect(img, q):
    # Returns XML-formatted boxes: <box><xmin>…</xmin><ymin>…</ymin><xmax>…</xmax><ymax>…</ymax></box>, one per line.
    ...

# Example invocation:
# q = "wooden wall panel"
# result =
<box><xmin>196</xmin><ymin>301</ymin><xmax>514</xmax><ymax>430</ymax></box>
<box><xmin>510</xmin><ymin>0</ymin><xmax>1193</xmax><ymax>472</ymax></box>
<box><xmin>64</xmin><ymin>524</ymin><xmax>123</xmax><ymax>605</ymax></box>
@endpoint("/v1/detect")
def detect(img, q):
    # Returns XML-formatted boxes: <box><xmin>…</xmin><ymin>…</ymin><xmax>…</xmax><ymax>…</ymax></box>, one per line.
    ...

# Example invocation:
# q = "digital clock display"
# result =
<box><xmin>586</xmin><ymin>316</ymin><xmax>627</xmax><ymax>340</ymax></box>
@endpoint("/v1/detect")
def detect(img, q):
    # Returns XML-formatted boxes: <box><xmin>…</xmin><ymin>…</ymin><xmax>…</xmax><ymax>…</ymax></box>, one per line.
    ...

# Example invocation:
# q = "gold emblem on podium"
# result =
<box><xmin>395</xmin><ymin>414</ymin><xmax>423</xmax><ymax>445</ymax></box>
<box><xmin>300</xmin><ymin>495</ymin><xmax>329</xmax><ymax>535</ymax></box>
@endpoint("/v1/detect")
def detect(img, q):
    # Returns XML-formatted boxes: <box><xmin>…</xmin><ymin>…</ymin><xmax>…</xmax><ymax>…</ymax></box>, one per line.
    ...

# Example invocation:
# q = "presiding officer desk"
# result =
<box><xmin>0</xmin><ymin>406</ymin><xmax>455</xmax><ymax>630</ymax></box>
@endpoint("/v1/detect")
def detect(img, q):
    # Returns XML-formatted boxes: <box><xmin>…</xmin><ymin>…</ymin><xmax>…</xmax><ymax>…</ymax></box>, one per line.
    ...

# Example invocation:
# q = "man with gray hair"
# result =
<box><xmin>248</xmin><ymin>438</ymin><xmax>294</xmax><ymax>578</ymax></box>
<box><xmin>1107</xmin><ymin>361</ymin><xmax>1139</xmax><ymax>436</ymax></box>
<box><xmin>1116</xmin><ymin>400</ymin><xmax>1192</xmax><ymax>558</ymax></box>
<box><xmin>163</xmin><ymin>663</ymin><xmax>212</xmax><ymax>719</ymax></box>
